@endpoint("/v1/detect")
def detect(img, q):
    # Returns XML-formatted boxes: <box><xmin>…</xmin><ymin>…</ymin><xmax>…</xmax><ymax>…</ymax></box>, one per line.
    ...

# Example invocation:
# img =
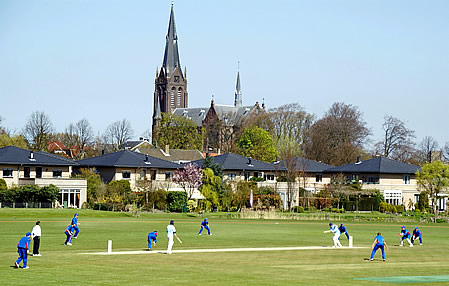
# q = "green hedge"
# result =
<box><xmin>0</xmin><ymin>184</ymin><xmax>59</xmax><ymax>203</ymax></box>
<box><xmin>166</xmin><ymin>191</ymin><xmax>187</xmax><ymax>212</ymax></box>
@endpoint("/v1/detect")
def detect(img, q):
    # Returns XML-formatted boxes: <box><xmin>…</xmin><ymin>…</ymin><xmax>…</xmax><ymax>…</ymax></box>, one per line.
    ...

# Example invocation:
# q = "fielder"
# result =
<box><xmin>323</xmin><ymin>222</ymin><xmax>342</xmax><ymax>248</ymax></box>
<box><xmin>370</xmin><ymin>232</ymin><xmax>388</xmax><ymax>261</ymax></box>
<box><xmin>147</xmin><ymin>231</ymin><xmax>158</xmax><ymax>251</ymax></box>
<box><xmin>167</xmin><ymin>220</ymin><xmax>181</xmax><ymax>254</ymax></box>
<box><xmin>399</xmin><ymin>226</ymin><xmax>413</xmax><ymax>247</ymax></box>
<box><xmin>198</xmin><ymin>218</ymin><xmax>211</xmax><ymax>235</ymax></box>
<box><xmin>339</xmin><ymin>223</ymin><xmax>350</xmax><ymax>240</ymax></box>
<box><xmin>64</xmin><ymin>224</ymin><xmax>75</xmax><ymax>246</ymax></box>
<box><xmin>14</xmin><ymin>232</ymin><xmax>32</xmax><ymax>269</ymax></box>
<box><xmin>411</xmin><ymin>227</ymin><xmax>423</xmax><ymax>246</ymax></box>
<box><xmin>71</xmin><ymin>213</ymin><xmax>80</xmax><ymax>239</ymax></box>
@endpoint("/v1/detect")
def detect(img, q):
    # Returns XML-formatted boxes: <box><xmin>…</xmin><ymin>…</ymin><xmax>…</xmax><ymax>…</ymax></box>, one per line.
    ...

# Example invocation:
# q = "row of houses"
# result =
<box><xmin>1</xmin><ymin>145</ymin><xmax>445</xmax><ymax>211</ymax></box>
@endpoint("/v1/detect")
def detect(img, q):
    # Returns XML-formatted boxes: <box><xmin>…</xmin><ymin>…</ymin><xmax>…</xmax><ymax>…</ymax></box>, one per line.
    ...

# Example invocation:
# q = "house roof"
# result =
<box><xmin>121</xmin><ymin>140</ymin><xmax>153</xmax><ymax>151</ymax></box>
<box><xmin>279</xmin><ymin>157</ymin><xmax>333</xmax><ymax>173</ymax></box>
<box><xmin>77</xmin><ymin>150</ymin><xmax>181</xmax><ymax>169</ymax></box>
<box><xmin>323</xmin><ymin>156</ymin><xmax>420</xmax><ymax>174</ymax></box>
<box><xmin>190</xmin><ymin>153</ymin><xmax>286</xmax><ymax>172</ymax></box>
<box><xmin>136</xmin><ymin>147</ymin><xmax>204</xmax><ymax>163</ymax></box>
<box><xmin>0</xmin><ymin>145</ymin><xmax>77</xmax><ymax>166</ymax></box>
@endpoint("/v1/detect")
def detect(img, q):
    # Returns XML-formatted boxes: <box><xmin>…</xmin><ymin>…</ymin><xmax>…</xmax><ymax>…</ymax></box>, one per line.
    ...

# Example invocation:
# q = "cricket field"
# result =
<box><xmin>1</xmin><ymin>209</ymin><xmax>449</xmax><ymax>285</ymax></box>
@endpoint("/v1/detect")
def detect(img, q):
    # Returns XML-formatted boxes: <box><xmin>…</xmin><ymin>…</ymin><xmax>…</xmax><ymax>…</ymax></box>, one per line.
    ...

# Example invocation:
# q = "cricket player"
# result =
<box><xmin>198</xmin><ymin>218</ymin><xmax>211</xmax><ymax>235</ymax></box>
<box><xmin>339</xmin><ymin>223</ymin><xmax>350</xmax><ymax>240</ymax></box>
<box><xmin>399</xmin><ymin>226</ymin><xmax>413</xmax><ymax>247</ymax></box>
<box><xmin>370</xmin><ymin>232</ymin><xmax>388</xmax><ymax>261</ymax></box>
<box><xmin>64</xmin><ymin>224</ymin><xmax>75</xmax><ymax>246</ymax></box>
<box><xmin>71</xmin><ymin>213</ymin><xmax>80</xmax><ymax>238</ymax></box>
<box><xmin>411</xmin><ymin>227</ymin><xmax>423</xmax><ymax>245</ymax></box>
<box><xmin>323</xmin><ymin>222</ymin><xmax>342</xmax><ymax>248</ymax></box>
<box><xmin>15</xmin><ymin>232</ymin><xmax>32</xmax><ymax>269</ymax></box>
<box><xmin>167</xmin><ymin>220</ymin><xmax>180</xmax><ymax>254</ymax></box>
<box><xmin>147</xmin><ymin>231</ymin><xmax>158</xmax><ymax>251</ymax></box>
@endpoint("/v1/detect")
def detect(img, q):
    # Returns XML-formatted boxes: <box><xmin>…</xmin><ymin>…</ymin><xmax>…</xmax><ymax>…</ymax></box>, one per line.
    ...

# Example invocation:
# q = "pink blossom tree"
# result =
<box><xmin>173</xmin><ymin>163</ymin><xmax>203</xmax><ymax>199</ymax></box>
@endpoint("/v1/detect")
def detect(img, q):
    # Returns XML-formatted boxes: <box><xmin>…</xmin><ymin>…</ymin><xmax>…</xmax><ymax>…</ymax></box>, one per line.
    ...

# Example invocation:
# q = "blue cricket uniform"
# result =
<box><xmin>401</xmin><ymin>228</ymin><xmax>411</xmax><ymax>240</ymax></box>
<box><xmin>147</xmin><ymin>232</ymin><xmax>158</xmax><ymax>249</ymax></box>
<box><xmin>370</xmin><ymin>234</ymin><xmax>386</xmax><ymax>260</ymax></box>
<box><xmin>199</xmin><ymin>219</ymin><xmax>211</xmax><ymax>235</ymax></box>
<box><xmin>65</xmin><ymin>225</ymin><xmax>75</xmax><ymax>245</ymax></box>
<box><xmin>339</xmin><ymin>224</ymin><xmax>350</xmax><ymax>240</ymax></box>
<box><xmin>71</xmin><ymin>215</ymin><xmax>79</xmax><ymax>237</ymax></box>
<box><xmin>16</xmin><ymin>235</ymin><xmax>31</xmax><ymax>268</ymax></box>
<box><xmin>412</xmin><ymin>228</ymin><xmax>422</xmax><ymax>244</ymax></box>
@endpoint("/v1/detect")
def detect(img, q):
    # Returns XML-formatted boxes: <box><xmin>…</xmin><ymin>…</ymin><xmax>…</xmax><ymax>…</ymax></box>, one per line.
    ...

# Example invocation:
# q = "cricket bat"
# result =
<box><xmin>176</xmin><ymin>236</ymin><xmax>183</xmax><ymax>244</ymax></box>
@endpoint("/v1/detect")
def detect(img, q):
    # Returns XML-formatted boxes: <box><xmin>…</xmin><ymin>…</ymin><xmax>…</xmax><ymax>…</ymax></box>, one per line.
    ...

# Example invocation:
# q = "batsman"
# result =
<box><xmin>166</xmin><ymin>220</ymin><xmax>182</xmax><ymax>254</ymax></box>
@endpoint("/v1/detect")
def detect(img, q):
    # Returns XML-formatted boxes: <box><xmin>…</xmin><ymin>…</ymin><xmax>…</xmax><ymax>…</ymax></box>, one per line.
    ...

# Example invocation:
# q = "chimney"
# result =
<box><xmin>165</xmin><ymin>145</ymin><xmax>169</xmax><ymax>155</ymax></box>
<box><xmin>247</xmin><ymin>157</ymin><xmax>253</xmax><ymax>167</ymax></box>
<box><xmin>355</xmin><ymin>156</ymin><xmax>362</xmax><ymax>164</ymax></box>
<box><xmin>29</xmin><ymin>151</ymin><xmax>34</xmax><ymax>160</ymax></box>
<box><xmin>145</xmin><ymin>154</ymin><xmax>149</xmax><ymax>162</ymax></box>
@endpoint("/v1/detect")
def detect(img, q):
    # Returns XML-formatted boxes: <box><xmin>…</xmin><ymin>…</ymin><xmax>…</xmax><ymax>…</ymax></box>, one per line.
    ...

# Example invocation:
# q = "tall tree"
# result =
<box><xmin>104</xmin><ymin>119</ymin><xmax>133</xmax><ymax>151</ymax></box>
<box><xmin>374</xmin><ymin>115</ymin><xmax>415</xmax><ymax>161</ymax></box>
<box><xmin>152</xmin><ymin>113</ymin><xmax>203</xmax><ymax>150</ymax></box>
<box><xmin>237</xmin><ymin>126</ymin><xmax>277</xmax><ymax>162</ymax></box>
<box><xmin>23</xmin><ymin>111</ymin><xmax>54</xmax><ymax>151</ymax></box>
<box><xmin>305</xmin><ymin>102</ymin><xmax>371</xmax><ymax>165</ymax></box>
<box><xmin>416</xmin><ymin>136</ymin><xmax>440</xmax><ymax>164</ymax></box>
<box><xmin>416</xmin><ymin>161</ymin><xmax>449</xmax><ymax>218</ymax></box>
<box><xmin>0</xmin><ymin>133</ymin><xmax>28</xmax><ymax>148</ymax></box>
<box><xmin>75</xmin><ymin>118</ymin><xmax>94</xmax><ymax>158</ymax></box>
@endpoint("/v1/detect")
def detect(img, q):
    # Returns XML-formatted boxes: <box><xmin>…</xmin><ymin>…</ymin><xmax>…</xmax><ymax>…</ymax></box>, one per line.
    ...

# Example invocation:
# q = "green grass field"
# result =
<box><xmin>1</xmin><ymin>209</ymin><xmax>449</xmax><ymax>285</ymax></box>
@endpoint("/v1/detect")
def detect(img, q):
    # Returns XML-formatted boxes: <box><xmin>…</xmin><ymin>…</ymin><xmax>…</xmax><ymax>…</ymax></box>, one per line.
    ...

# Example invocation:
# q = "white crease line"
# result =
<box><xmin>80</xmin><ymin>246</ymin><xmax>367</xmax><ymax>255</ymax></box>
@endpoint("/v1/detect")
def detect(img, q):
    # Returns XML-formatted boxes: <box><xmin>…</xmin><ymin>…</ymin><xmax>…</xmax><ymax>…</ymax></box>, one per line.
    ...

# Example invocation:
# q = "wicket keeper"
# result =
<box><xmin>411</xmin><ymin>227</ymin><xmax>423</xmax><ymax>245</ymax></box>
<box><xmin>339</xmin><ymin>223</ymin><xmax>350</xmax><ymax>240</ymax></box>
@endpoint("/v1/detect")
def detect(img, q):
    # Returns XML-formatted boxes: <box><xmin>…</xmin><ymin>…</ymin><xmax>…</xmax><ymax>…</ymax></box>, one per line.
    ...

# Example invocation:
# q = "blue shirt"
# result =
<box><xmin>339</xmin><ymin>225</ymin><xmax>347</xmax><ymax>233</ymax></box>
<box><xmin>373</xmin><ymin>235</ymin><xmax>385</xmax><ymax>246</ymax></box>
<box><xmin>401</xmin><ymin>228</ymin><xmax>411</xmax><ymax>237</ymax></box>
<box><xmin>148</xmin><ymin>232</ymin><xmax>158</xmax><ymax>242</ymax></box>
<box><xmin>201</xmin><ymin>220</ymin><xmax>209</xmax><ymax>227</ymax></box>
<box><xmin>65</xmin><ymin>225</ymin><xmax>75</xmax><ymax>233</ymax></box>
<box><xmin>17</xmin><ymin>236</ymin><xmax>31</xmax><ymax>249</ymax></box>
<box><xmin>413</xmin><ymin>229</ymin><xmax>421</xmax><ymax>236</ymax></box>
<box><xmin>71</xmin><ymin>217</ymin><xmax>78</xmax><ymax>226</ymax></box>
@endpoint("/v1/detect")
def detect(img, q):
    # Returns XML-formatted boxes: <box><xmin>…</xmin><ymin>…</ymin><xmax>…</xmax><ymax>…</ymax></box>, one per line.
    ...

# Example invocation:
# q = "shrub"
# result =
<box><xmin>187</xmin><ymin>200</ymin><xmax>196</xmax><ymax>212</ymax></box>
<box><xmin>414</xmin><ymin>209</ymin><xmax>422</xmax><ymax>216</ymax></box>
<box><xmin>291</xmin><ymin>206</ymin><xmax>304</xmax><ymax>213</ymax></box>
<box><xmin>167</xmin><ymin>191</ymin><xmax>187</xmax><ymax>212</ymax></box>
<box><xmin>249</xmin><ymin>176</ymin><xmax>264</xmax><ymax>182</ymax></box>
<box><xmin>0</xmin><ymin>179</ymin><xmax>7</xmax><ymax>190</ymax></box>
<box><xmin>395</xmin><ymin>205</ymin><xmax>405</xmax><ymax>214</ymax></box>
<box><xmin>436</xmin><ymin>218</ymin><xmax>447</xmax><ymax>223</ymax></box>
<box><xmin>254</xmin><ymin>194</ymin><xmax>282</xmax><ymax>209</ymax></box>
<box><xmin>257</xmin><ymin>186</ymin><xmax>276</xmax><ymax>195</ymax></box>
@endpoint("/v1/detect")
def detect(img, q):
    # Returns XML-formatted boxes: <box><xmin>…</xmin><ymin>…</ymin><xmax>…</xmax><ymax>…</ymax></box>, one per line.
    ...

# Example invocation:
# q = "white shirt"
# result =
<box><xmin>167</xmin><ymin>225</ymin><xmax>176</xmax><ymax>238</ymax></box>
<box><xmin>330</xmin><ymin>225</ymin><xmax>340</xmax><ymax>235</ymax></box>
<box><xmin>32</xmin><ymin>225</ymin><xmax>41</xmax><ymax>237</ymax></box>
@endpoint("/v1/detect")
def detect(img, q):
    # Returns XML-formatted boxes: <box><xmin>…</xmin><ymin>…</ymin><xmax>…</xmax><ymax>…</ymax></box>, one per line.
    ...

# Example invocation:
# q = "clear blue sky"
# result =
<box><xmin>1</xmin><ymin>0</ymin><xmax>448</xmax><ymax>149</ymax></box>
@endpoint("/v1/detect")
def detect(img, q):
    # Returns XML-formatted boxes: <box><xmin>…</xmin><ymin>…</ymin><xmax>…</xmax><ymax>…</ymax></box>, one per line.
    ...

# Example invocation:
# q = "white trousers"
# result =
<box><xmin>167</xmin><ymin>237</ymin><xmax>174</xmax><ymax>254</ymax></box>
<box><xmin>333</xmin><ymin>234</ymin><xmax>342</xmax><ymax>247</ymax></box>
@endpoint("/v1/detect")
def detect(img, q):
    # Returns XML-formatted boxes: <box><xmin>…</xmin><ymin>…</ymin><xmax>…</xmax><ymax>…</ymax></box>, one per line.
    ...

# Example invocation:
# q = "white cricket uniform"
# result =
<box><xmin>330</xmin><ymin>225</ymin><xmax>342</xmax><ymax>247</ymax></box>
<box><xmin>167</xmin><ymin>224</ymin><xmax>176</xmax><ymax>254</ymax></box>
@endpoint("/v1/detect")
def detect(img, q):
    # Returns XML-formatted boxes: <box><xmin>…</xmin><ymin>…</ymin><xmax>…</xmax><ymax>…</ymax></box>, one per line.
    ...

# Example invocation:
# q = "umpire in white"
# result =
<box><xmin>31</xmin><ymin>221</ymin><xmax>41</xmax><ymax>256</ymax></box>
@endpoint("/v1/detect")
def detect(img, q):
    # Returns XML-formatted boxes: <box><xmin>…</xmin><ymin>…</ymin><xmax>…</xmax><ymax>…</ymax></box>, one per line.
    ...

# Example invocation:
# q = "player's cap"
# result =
<box><xmin>74</xmin><ymin>213</ymin><xmax>78</xmax><ymax>216</ymax></box>
<box><xmin>401</xmin><ymin>226</ymin><xmax>405</xmax><ymax>228</ymax></box>
<box><xmin>170</xmin><ymin>220</ymin><xmax>174</xmax><ymax>225</ymax></box>
<box><xmin>340</xmin><ymin>223</ymin><xmax>344</xmax><ymax>225</ymax></box>
<box><xmin>26</xmin><ymin>232</ymin><xmax>31</xmax><ymax>236</ymax></box>
<box><xmin>205</xmin><ymin>218</ymin><xmax>208</xmax><ymax>221</ymax></box>
<box><xmin>329</xmin><ymin>222</ymin><xmax>333</xmax><ymax>226</ymax></box>
<box><xmin>415</xmin><ymin>227</ymin><xmax>418</xmax><ymax>229</ymax></box>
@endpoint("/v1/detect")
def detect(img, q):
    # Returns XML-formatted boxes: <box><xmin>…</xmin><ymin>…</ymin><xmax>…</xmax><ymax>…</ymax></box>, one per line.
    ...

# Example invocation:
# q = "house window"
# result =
<box><xmin>140</xmin><ymin>169</ymin><xmax>146</xmax><ymax>180</ymax></box>
<box><xmin>403</xmin><ymin>175</ymin><xmax>410</xmax><ymax>184</ymax></box>
<box><xmin>165</xmin><ymin>172</ymin><xmax>173</xmax><ymax>181</ymax></box>
<box><xmin>122</xmin><ymin>171</ymin><xmax>131</xmax><ymax>179</ymax></box>
<box><xmin>24</xmin><ymin>167</ymin><xmax>31</xmax><ymax>178</ymax></box>
<box><xmin>244</xmin><ymin>172</ymin><xmax>251</xmax><ymax>181</ymax></box>
<box><xmin>254</xmin><ymin>172</ymin><xmax>260</xmax><ymax>178</ymax></box>
<box><xmin>351</xmin><ymin>174</ymin><xmax>359</xmax><ymax>182</ymax></box>
<box><xmin>315</xmin><ymin>173</ymin><xmax>323</xmax><ymax>183</ymax></box>
<box><xmin>36</xmin><ymin>167</ymin><xmax>42</xmax><ymax>178</ymax></box>
<box><xmin>367</xmin><ymin>176</ymin><xmax>379</xmax><ymax>184</ymax></box>
<box><xmin>3</xmin><ymin>168</ymin><xmax>13</xmax><ymax>178</ymax></box>
<box><xmin>150</xmin><ymin>170</ymin><xmax>157</xmax><ymax>180</ymax></box>
<box><xmin>414</xmin><ymin>194</ymin><xmax>420</xmax><ymax>204</ymax></box>
<box><xmin>228</xmin><ymin>173</ymin><xmax>236</xmax><ymax>181</ymax></box>
<box><xmin>53</xmin><ymin>170</ymin><xmax>63</xmax><ymax>178</ymax></box>
<box><xmin>264</xmin><ymin>174</ymin><xmax>274</xmax><ymax>181</ymax></box>
<box><xmin>384</xmin><ymin>190</ymin><xmax>402</xmax><ymax>206</ymax></box>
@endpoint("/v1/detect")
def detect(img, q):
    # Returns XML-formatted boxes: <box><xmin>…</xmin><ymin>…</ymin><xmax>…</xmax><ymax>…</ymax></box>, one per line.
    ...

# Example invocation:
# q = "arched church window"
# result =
<box><xmin>177</xmin><ymin>88</ymin><xmax>183</xmax><ymax>107</ymax></box>
<box><xmin>170</xmin><ymin>88</ymin><xmax>175</xmax><ymax>108</ymax></box>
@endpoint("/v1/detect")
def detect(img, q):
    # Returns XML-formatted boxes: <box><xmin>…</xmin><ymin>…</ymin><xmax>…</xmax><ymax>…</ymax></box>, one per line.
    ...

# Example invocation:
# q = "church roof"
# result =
<box><xmin>173</xmin><ymin>104</ymin><xmax>257</xmax><ymax>127</ymax></box>
<box><xmin>162</xmin><ymin>4</ymin><xmax>181</xmax><ymax>77</ymax></box>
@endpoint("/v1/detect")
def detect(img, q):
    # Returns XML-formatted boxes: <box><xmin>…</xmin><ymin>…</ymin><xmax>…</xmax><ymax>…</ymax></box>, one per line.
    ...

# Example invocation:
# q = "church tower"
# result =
<box><xmin>234</xmin><ymin>69</ymin><xmax>242</xmax><ymax>107</ymax></box>
<box><xmin>152</xmin><ymin>3</ymin><xmax>188</xmax><ymax>139</ymax></box>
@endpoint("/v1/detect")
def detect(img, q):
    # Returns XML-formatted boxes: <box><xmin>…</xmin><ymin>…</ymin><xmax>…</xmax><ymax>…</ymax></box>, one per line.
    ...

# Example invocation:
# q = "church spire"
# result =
<box><xmin>234</xmin><ymin>64</ymin><xmax>242</xmax><ymax>107</ymax></box>
<box><xmin>162</xmin><ymin>3</ymin><xmax>181</xmax><ymax>77</ymax></box>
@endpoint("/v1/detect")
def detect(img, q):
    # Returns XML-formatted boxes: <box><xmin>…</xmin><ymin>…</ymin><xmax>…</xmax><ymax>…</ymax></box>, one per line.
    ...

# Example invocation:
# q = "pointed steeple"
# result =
<box><xmin>234</xmin><ymin>65</ymin><xmax>242</xmax><ymax>107</ymax></box>
<box><xmin>154</xmin><ymin>96</ymin><xmax>162</xmax><ymax>121</ymax></box>
<box><xmin>162</xmin><ymin>3</ymin><xmax>181</xmax><ymax>77</ymax></box>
